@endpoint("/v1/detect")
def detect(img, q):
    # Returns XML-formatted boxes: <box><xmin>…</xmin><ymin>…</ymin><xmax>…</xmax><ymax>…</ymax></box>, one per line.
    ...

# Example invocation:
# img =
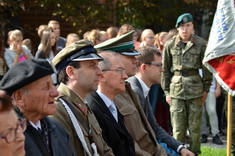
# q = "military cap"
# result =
<box><xmin>52</xmin><ymin>39</ymin><xmax>103</xmax><ymax>72</ymax></box>
<box><xmin>175</xmin><ymin>13</ymin><xmax>193</xmax><ymax>28</ymax></box>
<box><xmin>94</xmin><ymin>30</ymin><xmax>140</xmax><ymax>56</ymax></box>
<box><xmin>0</xmin><ymin>59</ymin><xmax>56</xmax><ymax>95</ymax></box>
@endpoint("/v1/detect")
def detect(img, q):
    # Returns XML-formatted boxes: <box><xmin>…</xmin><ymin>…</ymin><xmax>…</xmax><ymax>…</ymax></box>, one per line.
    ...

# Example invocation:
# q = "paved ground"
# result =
<box><xmin>200</xmin><ymin>133</ymin><xmax>227</xmax><ymax>149</ymax></box>
<box><xmin>184</xmin><ymin>128</ymin><xmax>228</xmax><ymax>152</ymax></box>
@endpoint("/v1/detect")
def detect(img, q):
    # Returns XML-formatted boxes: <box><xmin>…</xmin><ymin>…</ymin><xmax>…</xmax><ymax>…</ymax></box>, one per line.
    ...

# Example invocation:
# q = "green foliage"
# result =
<box><xmin>200</xmin><ymin>146</ymin><xmax>226</xmax><ymax>156</ymax></box>
<box><xmin>0</xmin><ymin>0</ymin><xmax>25</xmax><ymax>37</ymax></box>
<box><xmin>0</xmin><ymin>0</ymin><xmax>218</xmax><ymax>35</ymax></box>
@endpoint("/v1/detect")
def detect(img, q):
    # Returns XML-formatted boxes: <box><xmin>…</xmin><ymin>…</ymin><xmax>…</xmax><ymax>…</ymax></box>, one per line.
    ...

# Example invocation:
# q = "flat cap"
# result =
<box><xmin>0</xmin><ymin>59</ymin><xmax>56</xmax><ymax>95</ymax></box>
<box><xmin>95</xmin><ymin>30</ymin><xmax>140</xmax><ymax>56</ymax></box>
<box><xmin>175</xmin><ymin>13</ymin><xmax>193</xmax><ymax>28</ymax></box>
<box><xmin>52</xmin><ymin>39</ymin><xmax>103</xmax><ymax>72</ymax></box>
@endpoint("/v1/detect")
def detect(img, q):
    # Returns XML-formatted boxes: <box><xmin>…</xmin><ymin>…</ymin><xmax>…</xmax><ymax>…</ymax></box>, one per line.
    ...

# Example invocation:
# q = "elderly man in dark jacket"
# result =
<box><xmin>0</xmin><ymin>59</ymin><xmax>75</xmax><ymax>156</ymax></box>
<box><xmin>87</xmin><ymin>51</ymin><xmax>135</xmax><ymax>156</ymax></box>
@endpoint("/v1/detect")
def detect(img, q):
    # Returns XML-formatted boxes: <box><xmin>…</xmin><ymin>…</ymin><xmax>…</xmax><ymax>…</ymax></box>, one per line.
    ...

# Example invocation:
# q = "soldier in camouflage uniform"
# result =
<box><xmin>161</xmin><ymin>13</ymin><xmax>212</xmax><ymax>155</ymax></box>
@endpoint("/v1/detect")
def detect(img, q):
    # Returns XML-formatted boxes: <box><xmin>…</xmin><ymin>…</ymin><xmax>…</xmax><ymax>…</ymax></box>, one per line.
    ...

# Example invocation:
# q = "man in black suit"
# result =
<box><xmin>127</xmin><ymin>46</ymin><xmax>194</xmax><ymax>156</ymax></box>
<box><xmin>87</xmin><ymin>51</ymin><xmax>135</xmax><ymax>156</ymax></box>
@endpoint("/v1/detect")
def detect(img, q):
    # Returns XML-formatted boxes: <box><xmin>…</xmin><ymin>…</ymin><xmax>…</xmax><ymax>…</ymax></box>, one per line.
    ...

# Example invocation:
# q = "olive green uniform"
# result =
<box><xmin>161</xmin><ymin>34</ymin><xmax>212</xmax><ymax>154</ymax></box>
<box><xmin>52</xmin><ymin>83</ymin><xmax>114</xmax><ymax>156</ymax></box>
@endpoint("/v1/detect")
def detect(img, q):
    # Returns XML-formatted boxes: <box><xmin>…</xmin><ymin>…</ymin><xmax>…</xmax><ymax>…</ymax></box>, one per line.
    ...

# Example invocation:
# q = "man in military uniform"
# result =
<box><xmin>161</xmin><ymin>13</ymin><xmax>212</xmax><ymax>155</ymax></box>
<box><xmin>51</xmin><ymin>40</ymin><xmax>114</xmax><ymax>156</ymax></box>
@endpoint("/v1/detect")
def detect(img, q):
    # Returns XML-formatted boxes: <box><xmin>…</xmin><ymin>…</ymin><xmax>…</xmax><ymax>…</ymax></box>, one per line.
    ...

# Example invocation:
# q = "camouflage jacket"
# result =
<box><xmin>161</xmin><ymin>35</ymin><xmax>212</xmax><ymax>100</ymax></box>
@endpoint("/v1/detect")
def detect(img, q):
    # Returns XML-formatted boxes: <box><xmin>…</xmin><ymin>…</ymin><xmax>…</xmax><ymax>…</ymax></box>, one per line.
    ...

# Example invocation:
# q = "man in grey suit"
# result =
<box><xmin>128</xmin><ymin>46</ymin><xmax>194</xmax><ymax>156</ymax></box>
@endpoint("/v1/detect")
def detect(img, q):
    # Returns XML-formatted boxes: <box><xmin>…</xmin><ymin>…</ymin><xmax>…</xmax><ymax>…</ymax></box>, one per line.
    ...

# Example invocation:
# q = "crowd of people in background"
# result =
<box><xmin>0</xmin><ymin>13</ymin><xmax>229</xmax><ymax>156</ymax></box>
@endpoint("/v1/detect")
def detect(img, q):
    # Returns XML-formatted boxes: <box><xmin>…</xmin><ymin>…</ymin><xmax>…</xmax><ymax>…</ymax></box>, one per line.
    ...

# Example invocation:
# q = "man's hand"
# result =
<box><xmin>201</xmin><ymin>91</ymin><xmax>208</xmax><ymax>106</ymax></box>
<box><xmin>166</xmin><ymin>95</ymin><xmax>171</xmax><ymax>105</ymax></box>
<box><xmin>180</xmin><ymin>148</ymin><xmax>195</xmax><ymax>156</ymax></box>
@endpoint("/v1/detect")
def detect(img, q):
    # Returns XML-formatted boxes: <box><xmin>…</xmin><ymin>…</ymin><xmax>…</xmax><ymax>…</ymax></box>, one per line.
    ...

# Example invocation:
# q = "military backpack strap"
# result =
<box><xmin>60</xmin><ymin>97</ymin><xmax>104</xmax><ymax>156</ymax></box>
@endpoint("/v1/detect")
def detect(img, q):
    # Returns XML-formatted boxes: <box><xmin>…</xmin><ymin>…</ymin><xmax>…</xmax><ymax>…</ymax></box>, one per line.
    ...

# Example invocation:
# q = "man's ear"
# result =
<box><xmin>99</xmin><ymin>72</ymin><xmax>105</xmax><ymax>82</ymax></box>
<box><xmin>66</xmin><ymin>66</ymin><xmax>75</xmax><ymax>79</ymax></box>
<box><xmin>140</xmin><ymin>63</ymin><xmax>147</xmax><ymax>72</ymax></box>
<box><xmin>12</xmin><ymin>90</ymin><xmax>24</xmax><ymax>107</ymax></box>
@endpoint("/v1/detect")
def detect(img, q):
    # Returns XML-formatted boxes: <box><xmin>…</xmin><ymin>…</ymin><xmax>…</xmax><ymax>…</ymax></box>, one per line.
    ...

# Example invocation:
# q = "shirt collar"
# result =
<box><xmin>96</xmin><ymin>91</ymin><xmax>116</xmax><ymax>111</ymax></box>
<box><xmin>29</xmin><ymin>120</ymin><xmax>41</xmax><ymax>130</ymax></box>
<box><xmin>135</xmin><ymin>76</ymin><xmax>150</xmax><ymax>98</ymax></box>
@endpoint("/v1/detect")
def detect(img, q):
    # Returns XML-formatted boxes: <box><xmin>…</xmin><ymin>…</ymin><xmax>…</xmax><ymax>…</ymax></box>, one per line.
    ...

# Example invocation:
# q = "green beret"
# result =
<box><xmin>175</xmin><ymin>13</ymin><xmax>193</xmax><ymax>28</ymax></box>
<box><xmin>52</xmin><ymin>39</ymin><xmax>103</xmax><ymax>72</ymax></box>
<box><xmin>0</xmin><ymin>59</ymin><xmax>56</xmax><ymax>95</ymax></box>
<box><xmin>95</xmin><ymin>30</ymin><xmax>140</xmax><ymax>56</ymax></box>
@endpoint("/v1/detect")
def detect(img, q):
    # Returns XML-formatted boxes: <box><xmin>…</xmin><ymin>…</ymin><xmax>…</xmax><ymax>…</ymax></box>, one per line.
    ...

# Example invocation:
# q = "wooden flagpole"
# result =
<box><xmin>227</xmin><ymin>93</ymin><xmax>232</xmax><ymax>156</ymax></box>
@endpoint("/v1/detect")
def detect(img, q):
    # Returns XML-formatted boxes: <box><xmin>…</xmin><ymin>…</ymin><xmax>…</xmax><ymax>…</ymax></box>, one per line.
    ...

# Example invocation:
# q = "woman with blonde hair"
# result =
<box><xmin>4</xmin><ymin>30</ymin><xmax>33</xmax><ymax>68</ymax></box>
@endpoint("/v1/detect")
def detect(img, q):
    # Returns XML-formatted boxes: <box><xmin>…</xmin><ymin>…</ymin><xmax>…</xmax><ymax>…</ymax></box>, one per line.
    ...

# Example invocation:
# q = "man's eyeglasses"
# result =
<box><xmin>1</xmin><ymin>118</ymin><xmax>27</xmax><ymax>143</ymax></box>
<box><xmin>102</xmin><ymin>67</ymin><xmax>126</xmax><ymax>74</ymax></box>
<box><xmin>145</xmin><ymin>63</ymin><xmax>163</xmax><ymax>70</ymax></box>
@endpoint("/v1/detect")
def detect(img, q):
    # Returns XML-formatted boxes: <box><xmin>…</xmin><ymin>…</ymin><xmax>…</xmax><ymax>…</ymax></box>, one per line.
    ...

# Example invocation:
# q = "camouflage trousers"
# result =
<box><xmin>170</xmin><ymin>97</ymin><xmax>202</xmax><ymax>154</ymax></box>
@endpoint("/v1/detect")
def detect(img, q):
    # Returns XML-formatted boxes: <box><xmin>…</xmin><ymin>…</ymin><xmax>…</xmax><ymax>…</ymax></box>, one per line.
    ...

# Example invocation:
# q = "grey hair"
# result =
<box><xmin>20</xmin><ymin>85</ymin><xmax>30</xmax><ymax>95</ymax></box>
<box><xmin>98</xmin><ymin>51</ymin><xmax>120</xmax><ymax>71</ymax></box>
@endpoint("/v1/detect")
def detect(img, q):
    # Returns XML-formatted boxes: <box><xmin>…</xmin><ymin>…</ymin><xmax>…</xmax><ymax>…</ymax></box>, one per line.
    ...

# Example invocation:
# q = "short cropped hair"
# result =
<box><xmin>98</xmin><ymin>51</ymin><xmax>120</xmax><ymax>71</ymax></box>
<box><xmin>136</xmin><ymin>46</ymin><xmax>161</xmax><ymax>68</ymax></box>
<box><xmin>58</xmin><ymin>62</ymin><xmax>80</xmax><ymax>84</ymax></box>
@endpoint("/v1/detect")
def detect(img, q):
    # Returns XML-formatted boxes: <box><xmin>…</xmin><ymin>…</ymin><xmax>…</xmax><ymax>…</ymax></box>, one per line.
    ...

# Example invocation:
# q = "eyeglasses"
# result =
<box><xmin>1</xmin><ymin>118</ymin><xmax>27</xmax><ymax>143</ymax></box>
<box><xmin>145</xmin><ymin>63</ymin><xmax>163</xmax><ymax>70</ymax></box>
<box><xmin>102</xmin><ymin>67</ymin><xmax>126</xmax><ymax>74</ymax></box>
<box><xmin>146</xmin><ymin>37</ymin><xmax>155</xmax><ymax>40</ymax></box>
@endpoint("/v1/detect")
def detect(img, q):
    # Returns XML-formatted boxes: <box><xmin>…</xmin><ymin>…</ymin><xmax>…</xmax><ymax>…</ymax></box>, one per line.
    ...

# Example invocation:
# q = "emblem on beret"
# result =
<box><xmin>183</xmin><ymin>16</ymin><xmax>188</xmax><ymax>23</ymax></box>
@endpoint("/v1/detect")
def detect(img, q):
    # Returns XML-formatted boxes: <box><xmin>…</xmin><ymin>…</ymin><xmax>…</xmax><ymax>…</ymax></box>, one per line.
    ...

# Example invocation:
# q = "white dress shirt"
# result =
<box><xmin>97</xmin><ymin>91</ymin><xmax>118</xmax><ymax>122</ymax></box>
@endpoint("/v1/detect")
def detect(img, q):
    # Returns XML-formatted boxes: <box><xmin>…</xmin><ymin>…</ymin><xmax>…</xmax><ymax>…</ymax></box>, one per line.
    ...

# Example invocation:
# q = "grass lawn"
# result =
<box><xmin>199</xmin><ymin>146</ymin><xmax>227</xmax><ymax>156</ymax></box>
